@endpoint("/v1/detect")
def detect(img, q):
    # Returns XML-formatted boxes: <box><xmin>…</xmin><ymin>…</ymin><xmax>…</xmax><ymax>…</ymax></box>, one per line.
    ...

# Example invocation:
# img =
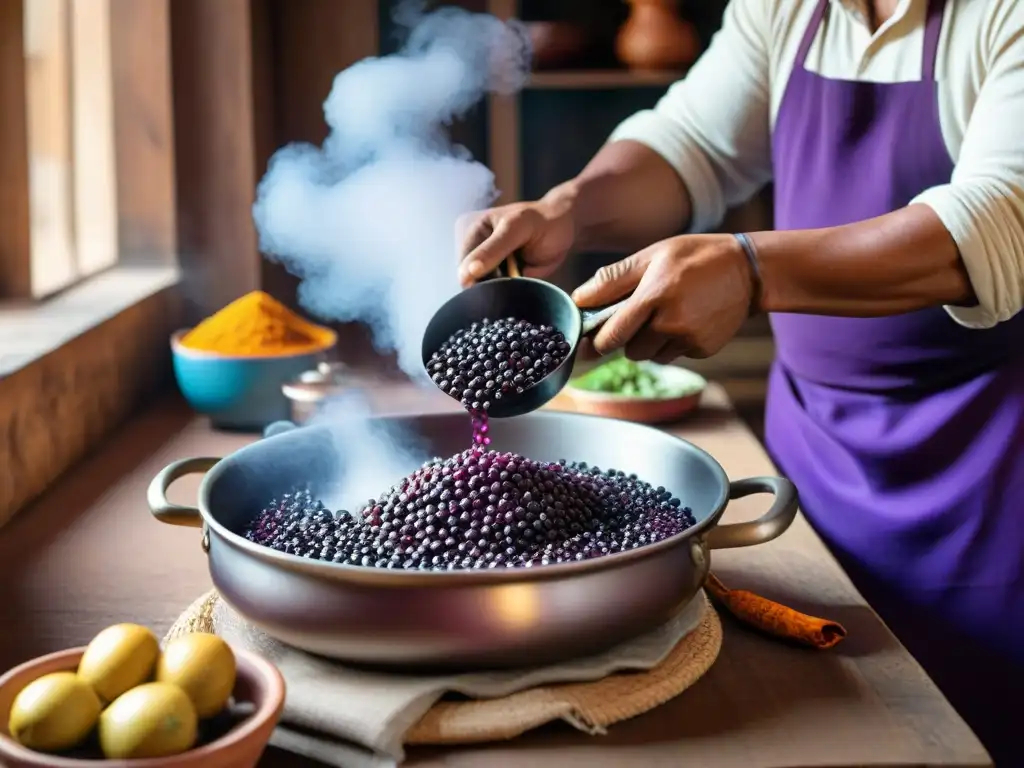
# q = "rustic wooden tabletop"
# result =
<box><xmin>0</xmin><ymin>383</ymin><xmax>991</xmax><ymax>767</ymax></box>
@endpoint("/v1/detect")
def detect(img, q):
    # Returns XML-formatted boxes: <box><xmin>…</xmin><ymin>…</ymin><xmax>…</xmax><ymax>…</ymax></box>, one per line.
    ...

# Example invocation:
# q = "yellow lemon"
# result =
<box><xmin>8</xmin><ymin>671</ymin><xmax>102</xmax><ymax>752</ymax></box>
<box><xmin>155</xmin><ymin>632</ymin><xmax>236</xmax><ymax>718</ymax></box>
<box><xmin>98</xmin><ymin>682</ymin><xmax>198</xmax><ymax>759</ymax></box>
<box><xmin>77</xmin><ymin>623</ymin><xmax>160</xmax><ymax>704</ymax></box>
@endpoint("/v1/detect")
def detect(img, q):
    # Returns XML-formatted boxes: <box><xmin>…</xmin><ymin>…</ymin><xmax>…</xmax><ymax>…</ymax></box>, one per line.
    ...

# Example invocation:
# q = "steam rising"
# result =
<box><xmin>253</xmin><ymin>2</ymin><xmax>531</xmax><ymax>379</ymax></box>
<box><xmin>310</xmin><ymin>391</ymin><xmax>430</xmax><ymax>514</ymax></box>
<box><xmin>252</xmin><ymin>4</ymin><xmax>529</xmax><ymax>511</ymax></box>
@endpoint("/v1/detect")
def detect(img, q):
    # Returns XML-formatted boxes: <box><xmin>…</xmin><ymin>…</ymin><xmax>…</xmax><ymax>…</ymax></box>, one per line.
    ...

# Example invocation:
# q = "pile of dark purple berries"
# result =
<box><xmin>427</xmin><ymin>317</ymin><xmax>571</xmax><ymax>411</ymax></box>
<box><xmin>243</xmin><ymin>450</ymin><xmax>695</xmax><ymax>570</ymax></box>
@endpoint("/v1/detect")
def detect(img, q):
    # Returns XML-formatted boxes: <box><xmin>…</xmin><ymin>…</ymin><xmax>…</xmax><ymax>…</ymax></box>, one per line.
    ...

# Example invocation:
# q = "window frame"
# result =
<box><xmin>0</xmin><ymin>0</ymin><xmax>265</xmax><ymax>526</ymax></box>
<box><xmin>1</xmin><ymin>0</ymin><xmax>179</xmax><ymax>301</ymax></box>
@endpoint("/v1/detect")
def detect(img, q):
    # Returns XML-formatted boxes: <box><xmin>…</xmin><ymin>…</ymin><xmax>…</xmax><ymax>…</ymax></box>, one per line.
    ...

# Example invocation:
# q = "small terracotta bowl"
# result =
<box><xmin>0</xmin><ymin>646</ymin><xmax>285</xmax><ymax>768</ymax></box>
<box><xmin>563</xmin><ymin>365</ymin><xmax>707</xmax><ymax>425</ymax></box>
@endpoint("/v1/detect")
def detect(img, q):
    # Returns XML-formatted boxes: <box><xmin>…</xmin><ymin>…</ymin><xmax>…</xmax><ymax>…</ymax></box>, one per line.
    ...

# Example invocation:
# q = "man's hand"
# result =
<box><xmin>571</xmin><ymin>234</ymin><xmax>757</xmax><ymax>363</ymax></box>
<box><xmin>457</xmin><ymin>197</ymin><xmax>576</xmax><ymax>288</ymax></box>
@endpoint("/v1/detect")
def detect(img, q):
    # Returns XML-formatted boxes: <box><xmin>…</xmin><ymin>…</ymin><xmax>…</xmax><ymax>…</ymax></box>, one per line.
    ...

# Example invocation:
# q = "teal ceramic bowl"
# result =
<box><xmin>171</xmin><ymin>329</ymin><xmax>337</xmax><ymax>431</ymax></box>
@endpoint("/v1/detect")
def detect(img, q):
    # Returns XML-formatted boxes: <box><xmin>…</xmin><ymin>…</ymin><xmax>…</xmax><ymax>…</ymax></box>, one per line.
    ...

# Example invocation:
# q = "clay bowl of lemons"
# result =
<box><xmin>563</xmin><ymin>355</ymin><xmax>707</xmax><ymax>424</ymax></box>
<box><xmin>172</xmin><ymin>291</ymin><xmax>338</xmax><ymax>431</ymax></box>
<box><xmin>0</xmin><ymin>623</ymin><xmax>285</xmax><ymax>768</ymax></box>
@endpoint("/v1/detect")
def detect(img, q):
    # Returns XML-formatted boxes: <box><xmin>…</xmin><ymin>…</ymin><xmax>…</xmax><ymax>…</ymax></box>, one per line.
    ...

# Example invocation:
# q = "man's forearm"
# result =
<box><xmin>543</xmin><ymin>140</ymin><xmax>693</xmax><ymax>255</ymax></box>
<box><xmin>749</xmin><ymin>203</ymin><xmax>976</xmax><ymax>316</ymax></box>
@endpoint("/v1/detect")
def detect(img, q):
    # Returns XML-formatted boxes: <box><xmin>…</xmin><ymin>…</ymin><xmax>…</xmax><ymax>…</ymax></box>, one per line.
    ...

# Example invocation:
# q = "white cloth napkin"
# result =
<box><xmin>212</xmin><ymin>593</ymin><xmax>707</xmax><ymax>768</ymax></box>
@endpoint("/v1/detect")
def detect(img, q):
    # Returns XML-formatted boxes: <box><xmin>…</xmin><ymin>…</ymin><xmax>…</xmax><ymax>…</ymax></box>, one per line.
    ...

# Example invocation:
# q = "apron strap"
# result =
<box><xmin>795</xmin><ymin>0</ymin><xmax>831</xmax><ymax>68</ymax></box>
<box><xmin>796</xmin><ymin>0</ymin><xmax>947</xmax><ymax>81</ymax></box>
<box><xmin>921</xmin><ymin>0</ymin><xmax>947</xmax><ymax>82</ymax></box>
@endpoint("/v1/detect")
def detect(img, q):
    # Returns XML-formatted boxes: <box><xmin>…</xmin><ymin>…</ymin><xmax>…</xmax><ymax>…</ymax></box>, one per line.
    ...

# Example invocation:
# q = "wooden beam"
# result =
<box><xmin>270</xmin><ymin>0</ymin><xmax>379</xmax><ymax>148</ymax></box>
<box><xmin>0</xmin><ymin>0</ymin><xmax>35</xmax><ymax>299</ymax></box>
<box><xmin>486</xmin><ymin>0</ymin><xmax>520</xmax><ymax>204</ymax></box>
<box><xmin>170</xmin><ymin>0</ymin><xmax>260</xmax><ymax>324</ymax></box>
<box><xmin>249</xmin><ymin>0</ymin><xmax>278</xmax><ymax>203</ymax></box>
<box><xmin>256</xmin><ymin>0</ymin><xmax>384</xmax><ymax>368</ymax></box>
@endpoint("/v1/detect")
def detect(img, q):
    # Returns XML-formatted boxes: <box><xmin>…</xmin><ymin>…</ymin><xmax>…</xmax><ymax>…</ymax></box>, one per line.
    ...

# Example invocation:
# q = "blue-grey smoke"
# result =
<box><xmin>310</xmin><ymin>390</ymin><xmax>430</xmax><ymax>514</ymax></box>
<box><xmin>252</xmin><ymin>3</ymin><xmax>531</xmax><ymax>379</ymax></box>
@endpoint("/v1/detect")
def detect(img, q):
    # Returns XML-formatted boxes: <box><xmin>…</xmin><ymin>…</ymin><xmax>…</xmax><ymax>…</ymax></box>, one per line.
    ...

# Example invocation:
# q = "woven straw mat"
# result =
<box><xmin>165</xmin><ymin>590</ymin><xmax>723</xmax><ymax>745</ymax></box>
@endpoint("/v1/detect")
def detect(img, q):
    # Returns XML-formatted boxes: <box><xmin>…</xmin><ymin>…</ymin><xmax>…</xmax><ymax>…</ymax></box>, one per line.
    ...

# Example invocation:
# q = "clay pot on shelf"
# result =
<box><xmin>615</xmin><ymin>0</ymin><xmax>701</xmax><ymax>71</ymax></box>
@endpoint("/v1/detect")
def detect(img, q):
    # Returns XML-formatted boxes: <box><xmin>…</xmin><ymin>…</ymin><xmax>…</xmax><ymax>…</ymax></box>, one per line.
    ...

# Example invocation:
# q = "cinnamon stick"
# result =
<box><xmin>705</xmin><ymin>572</ymin><xmax>847</xmax><ymax>649</ymax></box>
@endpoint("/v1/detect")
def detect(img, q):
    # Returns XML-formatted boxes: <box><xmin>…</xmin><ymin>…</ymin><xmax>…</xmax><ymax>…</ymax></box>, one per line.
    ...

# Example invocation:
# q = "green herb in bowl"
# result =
<box><xmin>569</xmin><ymin>357</ymin><xmax>705</xmax><ymax>400</ymax></box>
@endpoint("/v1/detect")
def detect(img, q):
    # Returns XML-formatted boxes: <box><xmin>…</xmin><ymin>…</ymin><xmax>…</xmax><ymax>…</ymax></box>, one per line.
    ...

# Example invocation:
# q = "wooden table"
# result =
<box><xmin>0</xmin><ymin>382</ymin><xmax>991</xmax><ymax>767</ymax></box>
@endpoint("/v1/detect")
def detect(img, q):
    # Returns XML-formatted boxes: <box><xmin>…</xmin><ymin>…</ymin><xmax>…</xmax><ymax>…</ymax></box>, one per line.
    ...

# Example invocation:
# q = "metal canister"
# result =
<box><xmin>281</xmin><ymin>361</ymin><xmax>348</xmax><ymax>424</ymax></box>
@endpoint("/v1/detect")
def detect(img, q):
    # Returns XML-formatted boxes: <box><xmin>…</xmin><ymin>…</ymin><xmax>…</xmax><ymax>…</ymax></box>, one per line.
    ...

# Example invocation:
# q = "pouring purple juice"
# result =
<box><xmin>471</xmin><ymin>411</ymin><xmax>491</xmax><ymax>451</ymax></box>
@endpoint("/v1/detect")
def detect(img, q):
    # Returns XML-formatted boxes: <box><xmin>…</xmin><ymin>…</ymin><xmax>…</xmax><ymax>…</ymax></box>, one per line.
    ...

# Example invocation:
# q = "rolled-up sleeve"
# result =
<box><xmin>608</xmin><ymin>0</ymin><xmax>773</xmax><ymax>234</ymax></box>
<box><xmin>911</xmin><ymin>12</ymin><xmax>1024</xmax><ymax>328</ymax></box>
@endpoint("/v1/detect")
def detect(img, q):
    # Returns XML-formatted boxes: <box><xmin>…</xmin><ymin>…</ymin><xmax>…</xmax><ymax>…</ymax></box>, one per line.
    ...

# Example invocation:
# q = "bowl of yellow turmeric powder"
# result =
<box><xmin>172</xmin><ymin>291</ymin><xmax>337</xmax><ymax>431</ymax></box>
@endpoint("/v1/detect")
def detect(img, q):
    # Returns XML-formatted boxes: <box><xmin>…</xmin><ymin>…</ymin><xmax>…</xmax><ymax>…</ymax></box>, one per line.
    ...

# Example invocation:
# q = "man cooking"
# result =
<box><xmin>456</xmin><ymin>0</ymin><xmax>1024</xmax><ymax>762</ymax></box>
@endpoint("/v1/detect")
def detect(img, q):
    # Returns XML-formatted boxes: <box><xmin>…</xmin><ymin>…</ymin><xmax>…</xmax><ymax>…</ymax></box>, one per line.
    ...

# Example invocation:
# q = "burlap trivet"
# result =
<box><xmin>166</xmin><ymin>590</ymin><xmax>721</xmax><ymax>747</ymax></box>
<box><xmin>406</xmin><ymin>604</ymin><xmax>722</xmax><ymax>745</ymax></box>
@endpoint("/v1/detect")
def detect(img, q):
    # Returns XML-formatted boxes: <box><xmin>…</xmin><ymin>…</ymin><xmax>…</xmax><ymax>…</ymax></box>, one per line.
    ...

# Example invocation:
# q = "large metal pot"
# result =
<box><xmin>148</xmin><ymin>411</ymin><xmax>798</xmax><ymax>671</ymax></box>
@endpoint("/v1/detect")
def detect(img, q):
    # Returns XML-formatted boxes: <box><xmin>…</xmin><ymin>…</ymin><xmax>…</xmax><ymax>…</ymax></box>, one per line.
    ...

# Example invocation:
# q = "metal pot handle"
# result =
<box><xmin>146</xmin><ymin>457</ymin><xmax>221</xmax><ymax>528</ymax></box>
<box><xmin>705</xmin><ymin>476</ymin><xmax>799</xmax><ymax>550</ymax></box>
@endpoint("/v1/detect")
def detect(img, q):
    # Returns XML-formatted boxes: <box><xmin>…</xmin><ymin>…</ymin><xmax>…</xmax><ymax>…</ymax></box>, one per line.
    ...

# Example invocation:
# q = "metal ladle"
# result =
<box><xmin>420</xmin><ymin>255</ymin><xmax>629</xmax><ymax>418</ymax></box>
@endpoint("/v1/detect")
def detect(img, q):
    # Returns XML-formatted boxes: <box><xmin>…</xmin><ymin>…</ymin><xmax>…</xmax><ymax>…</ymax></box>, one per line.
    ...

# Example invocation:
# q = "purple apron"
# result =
<box><xmin>767</xmin><ymin>0</ymin><xmax>1024</xmax><ymax>761</ymax></box>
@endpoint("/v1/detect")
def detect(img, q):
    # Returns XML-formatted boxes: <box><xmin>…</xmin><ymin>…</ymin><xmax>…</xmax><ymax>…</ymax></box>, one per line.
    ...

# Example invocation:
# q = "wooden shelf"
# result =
<box><xmin>526</xmin><ymin>69</ymin><xmax>685</xmax><ymax>90</ymax></box>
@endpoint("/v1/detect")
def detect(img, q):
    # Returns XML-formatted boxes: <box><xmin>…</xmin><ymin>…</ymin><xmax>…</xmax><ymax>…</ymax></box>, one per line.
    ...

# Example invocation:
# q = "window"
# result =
<box><xmin>0</xmin><ymin>0</ymin><xmax>177</xmax><ymax>301</ymax></box>
<box><xmin>0</xmin><ymin>0</ymin><xmax>263</xmax><ymax>525</ymax></box>
<box><xmin>25</xmin><ymin>0</ymin><xmax>117</xmax><ymax>296</ymax></box>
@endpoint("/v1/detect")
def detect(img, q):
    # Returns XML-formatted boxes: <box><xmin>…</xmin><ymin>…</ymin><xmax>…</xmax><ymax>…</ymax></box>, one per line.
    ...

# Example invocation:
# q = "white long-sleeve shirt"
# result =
<box><xmin>610</xmin><ymin>0</ymin><xmax>1024</xmax><ymax>328</ymax></box>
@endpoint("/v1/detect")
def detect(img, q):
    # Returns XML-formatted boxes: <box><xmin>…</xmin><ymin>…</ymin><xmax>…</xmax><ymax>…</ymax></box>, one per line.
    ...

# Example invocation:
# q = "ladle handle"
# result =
<box><xmin>491</xmin><ymin>252</ymin><xmax>525</xmax><ymax>280</ymax></box>
<box><xmin>579</xmin><ymin>300</ymin><xmax>629</xmax><ymax>336</ymax></box>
